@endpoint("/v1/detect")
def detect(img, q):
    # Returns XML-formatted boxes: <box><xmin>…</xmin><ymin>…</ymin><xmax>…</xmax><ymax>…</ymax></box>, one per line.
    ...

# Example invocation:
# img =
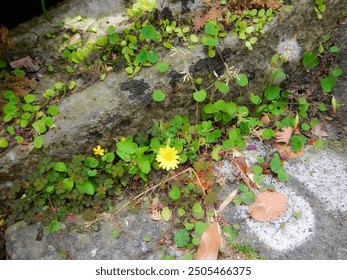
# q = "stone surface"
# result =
<box><xmin>5</xmin><ymin>202</ymin><xmax>169</xmax><ymax>260</ymax></box>
<box><xmin>1</xmin><ymin>0</ymin><xmax>347</xmax><ymax>260</ymax></box>
<box><xmin>0</xmin><ymin>0</ymin><xmax>345</xmax><ymax>185</ymax></box>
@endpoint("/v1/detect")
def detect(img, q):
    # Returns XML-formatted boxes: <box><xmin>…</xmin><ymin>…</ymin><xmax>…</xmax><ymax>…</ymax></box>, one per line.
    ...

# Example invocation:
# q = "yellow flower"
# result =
<box><xmin>120</xmin><ymin>137</ymin><xmax>126</xmax><ymax>142</ymax></box>
<box><xmin>93</xmin><ymin>145</ymin><xmax>105</xmax><ymax>156</ymax></box>
<box><xmin>156</xmin><ymin>146</ymin><xmax>180</xmax><ymax>171</ymax></box>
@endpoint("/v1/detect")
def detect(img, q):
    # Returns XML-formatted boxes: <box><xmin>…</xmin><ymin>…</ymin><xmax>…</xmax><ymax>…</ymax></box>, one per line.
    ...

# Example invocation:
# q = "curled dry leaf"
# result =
<box><xmin>195</xmin><ymin>221</ymin><xmax>222</xmax><ymax>260</ymax></box>
<box><xmin>248</xmin><ymin>191</ymin><xmax>288</xmax><ymax>222</ymax></box>
<box><xmin>275</xmin><ymin>127</ymin><xmax>293</xmax><ymax>144</ymax></box>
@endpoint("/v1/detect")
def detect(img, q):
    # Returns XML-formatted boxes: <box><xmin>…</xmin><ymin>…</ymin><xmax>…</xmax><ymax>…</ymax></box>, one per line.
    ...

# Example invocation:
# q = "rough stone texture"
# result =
<box><xmin>5</xmin><ymin>202</ymin><xmax>169</xmax><ymax>260</ymax></box>
<box><xmin>0</xmin><ymin>0</ymin><xmax>345</xmax><ymax>185</ymax></box>
<box><xmin>1</xmin><ymin>0</ymin><xmax>347</xmax><ymax>260</ymax></box>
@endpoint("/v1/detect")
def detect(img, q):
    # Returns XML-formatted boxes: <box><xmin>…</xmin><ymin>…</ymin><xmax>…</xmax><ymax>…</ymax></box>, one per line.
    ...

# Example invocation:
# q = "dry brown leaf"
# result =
<box><xmin>150</xmin><ymin>210</ymin><xmax>161</xmax><ymax>221</ymax></box>
<box><xmin>248</xmin><ymin>191</ymin><xmax>288</xmax><ymax>222</ymax></box>
<box><xmin>10</xmin><ymin>56</ymin><xmax>40</xmax><ymax>72</ymax></box>
<box><xmin>311</xmin><ymin>123</ymin><xmax>329</xmax><ymax>137</ymax></box>
<box><xmin>275</xmin><ymin>127</ymin><xmax>293</xmax><ymax>144</ymax></box>
<box><xmin>275</xmin><ymin>142</ymin><xmax>304</xmax><ymax>160</ymax></box>
<box><xmin>260</xmin><ymin>113</ymin><xmax>271</xmax><ymax>127</ymax></box>
<box><xmin>195</xmin><ymin>221</ymin><xmax>222</xmax><ymax>260</ymax></box>
<box><xmin>217</xmin><ymin>189</ymin><xmax>238</xmax><ymax>213</ymax></box>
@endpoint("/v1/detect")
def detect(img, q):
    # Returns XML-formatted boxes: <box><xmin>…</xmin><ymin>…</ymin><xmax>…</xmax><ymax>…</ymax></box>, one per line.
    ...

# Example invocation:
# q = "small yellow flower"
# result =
<box><xmin>156</xmin><ymin>146</ymin><xmax>180</xmax><ymax>171</ymax></box>
<box><xmin>93</xmin><ymin>145</ymin><xmax>105</xmax><ymax>156</ymax></box>
<box><xmin>120</xmin><ymin>137</ymin><xmax>126</xmax><ymax>142</ymax></box>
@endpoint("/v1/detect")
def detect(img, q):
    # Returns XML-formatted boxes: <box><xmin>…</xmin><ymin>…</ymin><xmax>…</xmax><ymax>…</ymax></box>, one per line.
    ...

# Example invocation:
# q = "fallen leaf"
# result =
<box><xmin>150</xmin><ymin>209</ymin><xmax>162</xmax><ymax>221</ymax></box>
<box><xmin>260</xmin><ymin>113</ymin><xmax>271</xmax><ymax>127</ymax></box>
<box><xmin>217</xmin><ymin>189</ymin><xmax>238</xmax><ymax>213</ymax></box>
<box><xmin>10</xmin><ymin>56</ymin><xmax>40</xmax><ymax>72</ymax></box>
<box><xmin>195</xmin><ymin>221</ymin><xmax>222</xmax><ymax>260</ymax></box>
<box><xmin>311</xmin><ymin>123</ymin><xmax>329</xmax><ymax>137</ymax></box>
<box><xmin>275</xmin><ymin>142</ymin><xmax>304</xmax><ymax>160</ymax></box>
<box><xmin>248</xmin><ymin>191</ymin><xmax>288</xmax><ymax>222</ymax></box>
<box><xmin>275</xmin><ymin>127</ymin><xmax>293</xmax><ymax>144</ymax></box>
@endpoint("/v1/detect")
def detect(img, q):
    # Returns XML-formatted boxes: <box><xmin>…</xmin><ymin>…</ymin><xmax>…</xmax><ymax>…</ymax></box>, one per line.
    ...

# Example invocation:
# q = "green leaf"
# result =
<box><xmin>190</xmin><ymin>34</ymin><xmax>199</xmax><ymax>43</ymax></box>
<box><xmin>101</xmin><ymin>152</ymin><xmax>115</xmax><ymax>163</ymax></box>
<box><xmin>77</xmin><ymin>180</ymin><xmax>94</xmax><ymax>195</ymax></box>
<box><xmin>261</xmin><ymin>128</ymin><xmax>275</xmax><ymax>140</ymax></box>
<box><xmin>320</xmin><ymin>76</ymin><xmax>336</xmax><ymax>92</ymax></box>
<box><xmin>33</xmin><ymin>136</ymin><xmax>44</xmax><ymax>148</ymax></box>
<box><xmin>202</xmin><ymin>37</ymin><xmax>219</xmax><ymax>47</ymax></box>
<box><xmin>252</xmin><ymin>165</ymin><xmax>263</xmax><ymax>175</ymax></box>
<box><xmin>192</xmin><ymin>202</ymin><xmax>204</xmax><ymax>218</ymax></box>
<box><xmin>177</xmin><ymin>208</ymin><xmax>186</xmax><ymax>217</ymax></box>
<box><xmin>47</xmin><ymin>105</ymin><xmax>59</xmax><ymax>116</ymax></box>
<box><xmin>0</xmin><ymin>138</ymin><xmax>8</xmax><ymax>148</ymax></box>
<box><xmin>205</xmin><ymin>21</ymin><xmax>218</xmax><ymax>36</ymax></box>
<box><xmin>146</xmin><ymin>51</ymin><xmax>158</xmax><ymax>63</ymax></box>
<box><xmin>194</xmin><ymin>221</ymin><xmax>209</xmax><ymax>235</ymax></box>
<box><xmin>329</xmin><ymin>45</ymin><xmax>339</xmax><ymax>53</ymax></box>
<box><xmin>270</xmin><ymin>153</ymin><xmax>282</xmax><ymax>174</ymax></box>
<box><xmin>331</xmin><ymin>68</ymin><xmax>343</xmax><ymax>77</ymax></box>
<box><xmin>250</xmin><ymin>94</ymin><xmax>261</xmax><ymax>104</ymax></box>
<box><xmin>301</xmin><ymin>123</ymin><xmax>310</xmax><ymax>131</ymax></box>
<box><xmin>62</xmin><ymin>178</ymin><xmax>74</xmax><ymax>191</ymax></box>
<box><xmin>236</xmin><ymin>73</ymin><xmax>248</xmax><ymax>86</ymax></box>
<box><xmin>302</xmin><ymin>52</ymin><xmax>318</xmax><ymax>69</ymax></box>
<box><xmin>23</xmin><ymin>94</ymin><xmax>35</xmax><ymax>103</ymax></box>
<box><xmin>85</xmin><ymin>157</ymin><xmax>99</xmax><ymax>168</ymax></box>
<box><xmin>161</xmin><ymin>207</ymin><xmax>172</xmax><ymax>222</ymax></box>
<box><xmin>278</xmin><ymin>170</ymin><xmax>289</xmax><ymax>182</ymax></box>
<box><xmin>152</xmin><ymin>90</ymin><xmax>166</xmax><ymax>102</ymax></box>
<box><xmin>136</xmin><ymin>50</ymin><xmax>147</xmax><ymax>64</ymax></box>
<box><xmin>264</xmin><ymin>85</ymin><xmax>280</xmax><ymax>100</ymax></box>
<box><xmin>135</xmin><ymin>155</ymin><xmax>151</xmax><ymax>174</ymax></box>
<box><xmin>193</xmin><ymin>89</ymin><xmax>207</xmax><ymax>102</ymax></box>
<box><xmin>174</xmin><ymin>229</ymin><xmax>190</xmax><ymax>247</ymax></box>
<box><xmin>218</xmin><ymin>82</ymin><xmax>229</xmax><ymax>93</ymax></box>
<box><xmin>169</xmin><ymin>186</ymin><xmax>181</xmax><ymax>200</ymax></box>
<box><xmin>53</xmin><ymin>162</ymin><xmax>67</xmax><ymax>172</ymax></box>
<box><xmin>156</xmin><ymin>62</ymin><xmax>169</xmax><ymax>73</ymax></box>
<box><xmin>112</xmin><ymin>230</ymin><xmax>120</xmax><ymax>239</ymax></box>
<box><xmin>87</xmin><ymin>169</ymin><xmax>97</xmax><ymax>177</ymax></box>
<box><xmin>290</xmin><ymin>135</ymin><xmax>307</xmax><ymax>152</ymax></box>
<box><xmin>141</xmin><ymin>25</ymin><xmax>156</xmax><ymax>40</ymax></box>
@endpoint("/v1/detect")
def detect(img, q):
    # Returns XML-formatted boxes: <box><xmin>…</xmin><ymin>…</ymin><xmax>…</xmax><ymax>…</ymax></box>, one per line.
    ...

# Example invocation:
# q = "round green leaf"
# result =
<box><xmin>193</xmin><ymin>89</ymin><xmax>207</xmax><ymax>102</ymax></box>
<box><xmin>53</xmin><ymin>162</ymin><xmax>67</xmax><ymax>172</ymax></box>
<box><xmin>174</xmin><ymin>229</ymin><xmax>190</xmax><ymax>247</ymax></box>
<box><xmin>0</xmin><ymin>138</ymin><xmax>8</xmax><ymax>148</ymax></box>
<box><xmin>236</xmin><ymin>73</ymin><xmax>248</xmax><ymax>86</ymax></box>
<box><xmin>146</xmin><ymin>51</ymin><xmax>158</xmax><ymax>63</ymax></box>
<box><xmin>87</xmin><ymin>169</ymin><xmax>97</xmax><ymax>177</ymax></box>
<box><xmin>48</xmin><ymin>105</ymin><xmax>59</xmax><ymax>116</ymax></box>
<box><xmin>33</xmin><ymin>136</ymin><xmax>43</xmax><ymax>148</ymax></box>
<box><xmin>169</xmin><ymin>186</ymin><xmax>181</xmax><ymax>200</ymax></box>
<box><xmin>141</xmin><ymin>25</ymin><xmax>156</xmax><ymax>40</ymax></box>
<box><xmin>205</xmin><ymin>22</ymin><xmax>218</xmax><ymax>36</ymax></box>
<box><xmin>161</xmin><ymin>207</ymin><xmax>172</xmax><ymax>222</ymax></box>
<box><xmin>156</xmin><ymin>62</ymin><xmax>169</xmax><ymax>73</ymax></box>
<box><xmin>152</xmin><ymin>90</ymin><xmax>166</xmax><ymax>102</ymax></box>
<box><xmin>23</xmin><ymin>94</ymin><xmax>35</xmax><ymax>103</ymax></box>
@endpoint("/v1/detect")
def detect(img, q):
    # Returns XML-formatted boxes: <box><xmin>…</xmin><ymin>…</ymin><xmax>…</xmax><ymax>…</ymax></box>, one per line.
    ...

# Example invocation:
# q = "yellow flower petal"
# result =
<box><xmin>156</xmin><ymin>146</ymin><xmax>180</xmax><ymax>171</ymax></box>
<box><xmin>93</xmin><ymin>145</ymin><xmax>105</xmax><ymax>156</ymax></box>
